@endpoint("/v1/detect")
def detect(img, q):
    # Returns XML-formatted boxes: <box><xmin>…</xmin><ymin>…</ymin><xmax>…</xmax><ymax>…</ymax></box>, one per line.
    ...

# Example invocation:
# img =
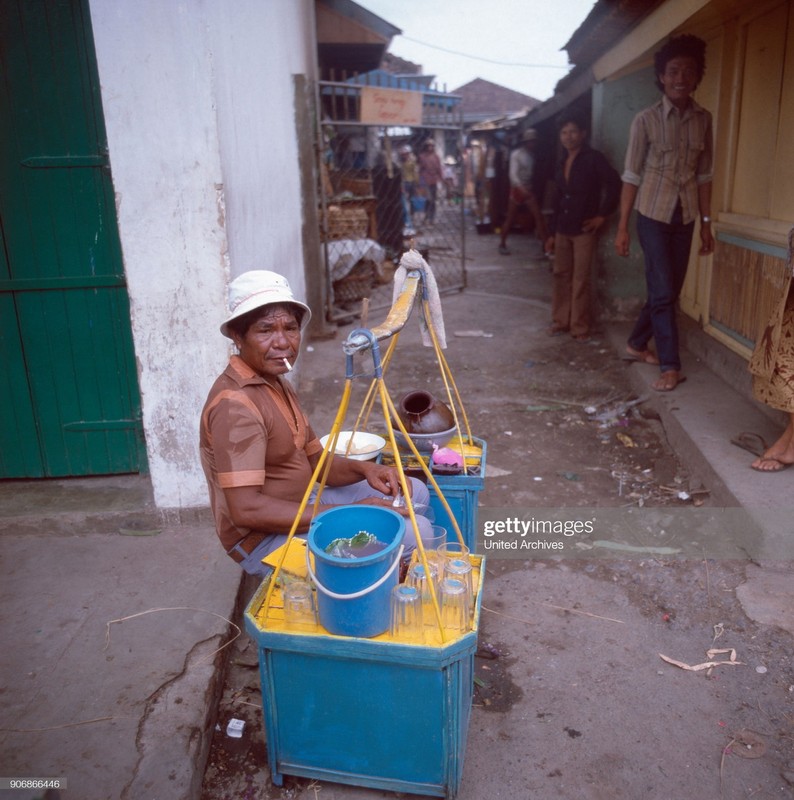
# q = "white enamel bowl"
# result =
<box><xmin>320</xmin><ymin>432</ymin><xmax>386</xmax><ymax>461</ymax></box>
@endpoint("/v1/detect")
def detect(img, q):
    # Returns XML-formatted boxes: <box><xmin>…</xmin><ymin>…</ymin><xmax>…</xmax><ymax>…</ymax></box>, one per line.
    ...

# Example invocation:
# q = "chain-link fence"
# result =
<box><xmin>317</xmin><ymin>75</ymin><xmax>465</xmax><ymax>323</ymax></box>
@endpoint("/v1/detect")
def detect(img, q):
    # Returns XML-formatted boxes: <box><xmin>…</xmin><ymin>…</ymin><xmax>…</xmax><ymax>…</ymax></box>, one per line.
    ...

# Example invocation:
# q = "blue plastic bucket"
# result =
<box><xmin>307</xmin><ymin>506</ymin><xmax>405</xmax><ymax>638</ymax></box>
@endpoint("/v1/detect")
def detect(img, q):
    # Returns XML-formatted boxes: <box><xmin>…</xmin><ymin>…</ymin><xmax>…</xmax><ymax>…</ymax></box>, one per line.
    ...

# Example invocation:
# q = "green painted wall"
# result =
<box><xmin>592</xmin><ymin>67</ymin><xmax>661</xmax><ymax>318</ymax></box>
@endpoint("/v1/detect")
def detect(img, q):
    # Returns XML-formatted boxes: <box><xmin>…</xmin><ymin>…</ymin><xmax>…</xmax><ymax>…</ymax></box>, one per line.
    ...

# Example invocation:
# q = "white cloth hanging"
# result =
<box><xmin>327</xmin><ymin>238</ymin><xmax>385</xmax><ymax>281</ymax></box>
<box><xmin>392</xmin><ymin>249</ymin><xmax>447</xmax><ymax>349</ymax></box>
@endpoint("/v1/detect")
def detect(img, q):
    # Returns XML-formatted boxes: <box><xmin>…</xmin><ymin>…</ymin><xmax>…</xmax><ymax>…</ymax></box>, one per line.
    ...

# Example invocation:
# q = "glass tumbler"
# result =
<box><xmin>405</xmin><ymin>562</ymin><xmax>439</xmax><ymax>606</ymax></box>
<box><xmin>437</xmin><ymin>541</ymin><xmax>470</xmax><ymax>566</ymax></box>
<box><xmin>439</xmin><ymin>577</ymin><xmax>469</xmax><ymax>635</ymax></box>
<box><xmin>444</xmin><ymin>556</ymin><xmax>473</xmax><ymax>610</ymax></box>
<box><xmin>413</xmin><ymin>503</ymin><xmax>436</xmax><ymax>523</ymax></box>
<box><xmin>282</xmin><ymin>580</ymin><xmax>318</xmax><ymax>630</ymax></box>
<box><xmin>422</xmin><ymin>525</ymin><xmax>447</xmax><ymax>570</ymax></box>
<box><xmin>389</xmin><ymin>584</ymin><xmax>424</xmax><ymax>643</ymax></box>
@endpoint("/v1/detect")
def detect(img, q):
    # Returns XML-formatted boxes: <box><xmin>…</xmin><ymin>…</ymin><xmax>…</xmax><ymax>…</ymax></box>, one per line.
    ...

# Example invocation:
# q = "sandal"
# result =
<box><xmin>624</xmin><ymin>346</ymin><xmax>660</xmax><ymax>365</ymax></box>
<box><xmin>652</xmin><ymin>371</ymin><xmax>687</xmax><ymax>392</ymax></box>
<box><xmin>730</xmin><ymin>432</ymin><xmax>768</xmax><ymax>458</ymax></box>
<box><xmin>750</xmin><ymin>457</ymin><xmax>793</xmax><ymax>473</ymax></box>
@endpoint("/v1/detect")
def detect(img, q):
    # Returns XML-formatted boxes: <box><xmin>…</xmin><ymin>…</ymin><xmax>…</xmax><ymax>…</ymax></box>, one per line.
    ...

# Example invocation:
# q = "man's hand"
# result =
<box><xmin>615</xmin><ymin>229</ymin><xmax>631</xmax><ymax>257</ymax></box>
<box><xmin>354</xmin><ymin>495</ymin><xmax>414</xmax><ymax>518</ymax></box>
<box><xmin>699</xmin><ymin>224</ymin><xmax>714</xmax><ymax>255</ymax></box>
<box><xmin>615</xmin><ymin>183</ymin><xmax>636</xmax><ymax>258</ymax></box>
<box><xmin>361</xmin><ymin>462</ymin><xmax>410</xmax><ymax>499</ymax></box>
<box><xmin>582</xmin><ymin>215</ymin><xmax>605</xmax><ymax>233</ymax></box>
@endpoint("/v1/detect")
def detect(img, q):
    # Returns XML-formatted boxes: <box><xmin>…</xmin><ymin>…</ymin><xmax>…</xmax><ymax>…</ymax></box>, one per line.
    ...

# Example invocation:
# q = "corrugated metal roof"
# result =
<box><xmin>563</xmin><ymin>0</ymin><xmax>666</xmax><ymax>68</ymax></box>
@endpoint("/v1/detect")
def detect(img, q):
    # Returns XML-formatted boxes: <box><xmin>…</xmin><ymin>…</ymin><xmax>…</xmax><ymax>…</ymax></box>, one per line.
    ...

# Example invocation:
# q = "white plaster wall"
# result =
<box><xmin>208</xmin><ymin>2</ymin><xmax>316</xmax><ymax>284</ymax></box>
<box><xmin>89</xmin><ymin>0</ymin><xmax>316</xmax><ymax>508</ymax></box>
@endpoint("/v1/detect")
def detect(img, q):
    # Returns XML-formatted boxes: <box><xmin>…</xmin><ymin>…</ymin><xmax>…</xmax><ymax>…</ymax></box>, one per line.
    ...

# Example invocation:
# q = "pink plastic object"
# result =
<box><xmin>432</xmin><ymin>445</ymin><xmax>464</xmax><ymax>467</ymax></box>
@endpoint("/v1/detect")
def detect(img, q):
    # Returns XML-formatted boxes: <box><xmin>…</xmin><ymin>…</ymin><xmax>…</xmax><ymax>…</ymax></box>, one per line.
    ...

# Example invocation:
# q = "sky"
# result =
<box><xmin>354</xmin><ymin>0</ymin><xmax>598</xmax><ymax>102</ymax></box>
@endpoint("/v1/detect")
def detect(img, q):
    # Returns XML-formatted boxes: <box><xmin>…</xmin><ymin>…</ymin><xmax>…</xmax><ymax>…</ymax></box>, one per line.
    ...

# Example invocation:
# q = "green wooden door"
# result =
<box><xmin>0</xmin><ymin>0</ymin><xmax>147</xmax><ymax>477</ymax></box>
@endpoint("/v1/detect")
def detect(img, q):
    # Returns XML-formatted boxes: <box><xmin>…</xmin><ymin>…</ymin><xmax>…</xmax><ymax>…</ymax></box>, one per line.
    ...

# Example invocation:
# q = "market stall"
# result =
<box><xmin>245</xmin><ymin>250</ymin><xmax>486</xmax><ymax>798</ymax></box>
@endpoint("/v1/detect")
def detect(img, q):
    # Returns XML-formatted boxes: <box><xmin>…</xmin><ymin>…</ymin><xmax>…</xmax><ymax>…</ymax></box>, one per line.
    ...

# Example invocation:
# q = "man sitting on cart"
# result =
<box><xmin>200</xmin><ymin>270</ymin><xmax>433</xmax><ymax>577</ymax></box>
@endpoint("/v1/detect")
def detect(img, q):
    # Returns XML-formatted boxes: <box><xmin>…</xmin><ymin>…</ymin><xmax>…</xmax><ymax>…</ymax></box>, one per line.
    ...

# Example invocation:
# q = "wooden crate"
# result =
<box><xmin>325</xmin><ymin>204</ymin><xmax>369</xmax><ymax>240</ymax></box>
<box><xmin>332</xmin><ymin>260</ymin><xmax>376</xmax><ymax>303</ymax></box>
<box><xmin>339</xmin><ymin>174</ymin><xmax>373</xmax><ymax>196</ymax></box>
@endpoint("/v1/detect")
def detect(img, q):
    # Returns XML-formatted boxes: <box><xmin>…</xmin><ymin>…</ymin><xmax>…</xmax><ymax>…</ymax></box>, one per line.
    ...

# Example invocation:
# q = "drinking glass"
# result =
<box><xmin>436</xmin><ymin>541</ymin><xmax>470</xmax><ymax>567</ymax></box>
<box><xmin>444</xmin><ymin>556</ymin><xmax>473</xmax><ymax>609</ymax></box>
<box><xmin>405</xmin><ymin>562</ymin><xmax>439</xmax><ymax>606</ymax></box>
<box><xmin>389</xmin><ymin>584</ymin><xmax>424</xmax><ymax>643</ymax></box>
<box><xmin>439</xmin><ymin>577</ymin><xmax>469</xmax><ymax>635</ymax></box>
<box><xmin>282</xmin><ymin>580</ymin><xmax>318</xmax><ymax>630</ymax></box>
<box><xmin>413</xmin><ymin>502</ymin><xmax>435</xmax><ymax>522</ymax></box>
<box><xmin>422</xmin><ymin>525</ymin><xmax>447</xmax><ymax>569</ymax></box>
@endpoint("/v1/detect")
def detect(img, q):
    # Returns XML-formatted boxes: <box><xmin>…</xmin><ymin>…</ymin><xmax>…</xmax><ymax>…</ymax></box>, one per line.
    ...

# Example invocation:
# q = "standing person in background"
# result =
<box><xmin>443</xmin><ymin>155</ymin><xmax>458</xmax><ymax>204</ymax></box>
<box><xmin>418</xmin><ymin>138</ymin><xmax>443</xmax><ymax>225</ymax></box>
<box><xmin>545</xmin><ymin>110</ymin><xmax>621</xmax><ymax>341</ymax></box>
<box><xmin>398</xmin><ymin>144</ymin><xmax>418</xmax><ymax>235</ymax></box>
<box><xmin>615</xmin><ymin>34</ymin><xmax>714</xmax><ymax>392</ymax></box>
<box><xmin>498</xmin><ymin>128</ymin><xmax>549</xmax><ymax>256</ymax></box>
<box><xmin>467</xmin><ymin>139</ymin><xmax>488</xmax><ymax>222</ymax></box>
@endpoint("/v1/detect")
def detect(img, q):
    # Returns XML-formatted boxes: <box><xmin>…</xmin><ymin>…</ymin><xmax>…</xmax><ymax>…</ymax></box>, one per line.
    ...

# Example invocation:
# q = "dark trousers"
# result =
<box><xmin>628</xmin><ymin>207</ymin><xmax>695</xmax><ymax>372</ymax></box>
<box><xmin>425</xmin><ymin>183</ymin><xmax>438</xmax><ymax>223</ymax></box>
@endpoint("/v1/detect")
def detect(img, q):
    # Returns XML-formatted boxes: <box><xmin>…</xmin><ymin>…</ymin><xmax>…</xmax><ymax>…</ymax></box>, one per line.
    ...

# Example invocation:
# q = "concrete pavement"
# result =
<box><xmin>0</xmin><ymin>477</ymin><xmax>238</xmax><ymax>800</ymax></box>
<box><xmin>1</xmin><ymin>221</ymin><xmax>793</xmax><ymax>800</ymax></box>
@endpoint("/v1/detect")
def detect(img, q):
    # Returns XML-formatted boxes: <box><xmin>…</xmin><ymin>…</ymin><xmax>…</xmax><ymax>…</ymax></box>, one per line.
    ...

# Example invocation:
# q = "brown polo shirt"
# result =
<box><xmin>199</xmin><ymin>355</ymin><xmax>322</xmax><ymax>549</ymax></box>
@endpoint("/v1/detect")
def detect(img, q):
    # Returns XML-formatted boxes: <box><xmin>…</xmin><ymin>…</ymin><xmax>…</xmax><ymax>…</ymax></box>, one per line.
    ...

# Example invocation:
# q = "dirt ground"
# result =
<box><xmin>200</xmin><ymin>225</ymin><xmax>794</xmax><ymax>800</ymax></box>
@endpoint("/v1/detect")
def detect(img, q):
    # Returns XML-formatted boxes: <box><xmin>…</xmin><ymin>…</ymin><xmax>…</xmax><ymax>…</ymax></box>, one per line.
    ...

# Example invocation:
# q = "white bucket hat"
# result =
<box><xmin>220</xmin><ymin>270</ymin><xmax>312</xmax><ymax>338</ymax></box>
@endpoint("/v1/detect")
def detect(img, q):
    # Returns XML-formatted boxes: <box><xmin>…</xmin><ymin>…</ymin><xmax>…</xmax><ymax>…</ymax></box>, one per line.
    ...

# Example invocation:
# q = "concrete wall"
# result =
<box><xmin>592</xmin><ymin>67</ymin><xmax>658</xmax><ymax>320</ymax></box>
<box><xmin>89</xmin><ymin>0</ymin><xmax>316</xmax><ymax>509</ymax></box>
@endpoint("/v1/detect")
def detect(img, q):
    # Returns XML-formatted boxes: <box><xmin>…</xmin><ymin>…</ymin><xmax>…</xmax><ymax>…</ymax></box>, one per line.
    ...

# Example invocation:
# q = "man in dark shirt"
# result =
<box><xmin>545</xmin><ymin>110</ymin><xmax>621</xmax><ymax>341</ymax></box>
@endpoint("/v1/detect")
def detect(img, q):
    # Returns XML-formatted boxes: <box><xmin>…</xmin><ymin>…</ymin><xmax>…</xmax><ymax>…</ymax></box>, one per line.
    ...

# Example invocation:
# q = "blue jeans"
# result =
<box><xmin>628</xmin><ymin>208</ymin><xmax>695</xmax><ymax>373</ymax></box>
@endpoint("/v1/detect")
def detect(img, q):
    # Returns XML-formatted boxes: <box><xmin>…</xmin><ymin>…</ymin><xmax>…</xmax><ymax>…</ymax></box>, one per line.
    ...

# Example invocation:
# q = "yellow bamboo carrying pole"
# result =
<box><xmin>264</xmin><ymin>250</ymin><xmax>478</xmax><ymax>640</ymax></box>
<box><xmin>423</xmin><ymin>296</ymin><xmax>474</xmax><ymax>447</ymax></box>
<box><xmin>262</xmin><ymin>379</ymin><xmax>353</xmax><ymax>616</ymax></box>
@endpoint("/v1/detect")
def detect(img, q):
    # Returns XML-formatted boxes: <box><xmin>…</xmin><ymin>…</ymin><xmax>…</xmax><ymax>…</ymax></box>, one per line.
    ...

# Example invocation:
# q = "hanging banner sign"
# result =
<box><xmin>360</xmin><ymin>86</ymin><xmax>423</xmax><ymax>126</ymax></box>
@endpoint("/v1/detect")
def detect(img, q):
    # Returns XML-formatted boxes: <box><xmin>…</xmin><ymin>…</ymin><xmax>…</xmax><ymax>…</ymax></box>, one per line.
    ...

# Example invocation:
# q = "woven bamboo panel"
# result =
<box><xmin>709</xmin><ymin>240</ymin><xmax>788</xmax><ymax>342</ymax></box>
<box><xmin>325</xmin><ymin>205</ymin><xmax>369</xmax><ymax>240</ymax></box>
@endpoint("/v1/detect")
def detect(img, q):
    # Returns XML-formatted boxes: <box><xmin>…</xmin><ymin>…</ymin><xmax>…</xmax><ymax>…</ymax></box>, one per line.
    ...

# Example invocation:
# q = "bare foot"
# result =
<box><xmin>750</xmin><ymin>456</ymin><xmax>793</xmax><ymax>472</ymax></box>
<box><xmin>652</xmin><ymin>371</ymin><xmax>686</xmax><ymax>392</ymax></box>
<box><xmin>761</xmin><ymin>424</ymin><xmax>794</xmax><ymax>463</ymax></box>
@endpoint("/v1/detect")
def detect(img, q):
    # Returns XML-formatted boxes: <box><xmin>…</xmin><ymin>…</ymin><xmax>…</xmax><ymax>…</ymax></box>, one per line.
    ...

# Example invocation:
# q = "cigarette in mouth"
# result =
<box><xmin>282</xmin><ymin>358</ymin><xmax>292</xmax><ymax>371</ymax></box>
